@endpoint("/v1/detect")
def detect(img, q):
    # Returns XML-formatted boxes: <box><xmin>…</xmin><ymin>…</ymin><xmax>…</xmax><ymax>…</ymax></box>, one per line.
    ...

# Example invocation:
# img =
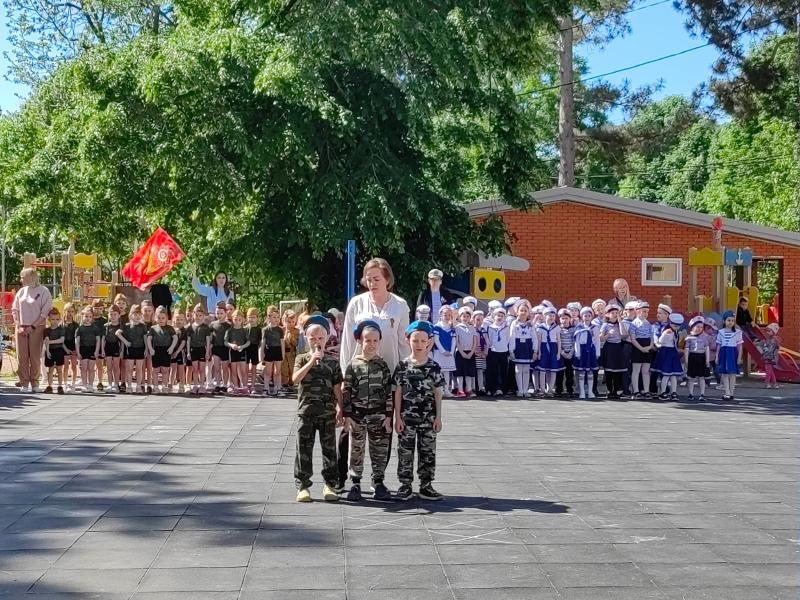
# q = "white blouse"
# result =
<box><xmin>340</xmin><ymin>292</ymin><xmax>410</xmax><ymax>374</ymax></box>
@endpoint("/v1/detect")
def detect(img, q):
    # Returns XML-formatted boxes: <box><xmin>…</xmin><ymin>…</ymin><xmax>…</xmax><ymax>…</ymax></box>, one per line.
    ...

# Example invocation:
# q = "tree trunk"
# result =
<box><xmin>557</xmin><ymin>12</ymin><xmax>575</xmax><ymax>188</ymax></box>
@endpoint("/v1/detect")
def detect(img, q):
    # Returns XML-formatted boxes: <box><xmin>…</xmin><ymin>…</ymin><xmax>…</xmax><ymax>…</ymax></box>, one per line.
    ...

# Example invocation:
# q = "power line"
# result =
<box><xmin>559</xmin><ymin>0</ymin><xmax>672</xmax><ymax>31</ymax></box>
<box><xmin>573</xmin><ymin>152</ymin><xmax>795</xmax><ymax>180</ymax></box>
<box><xmin>523</xmin><ymin>13</ymin><xmax>793</xmax><ymax>97</ymax></box>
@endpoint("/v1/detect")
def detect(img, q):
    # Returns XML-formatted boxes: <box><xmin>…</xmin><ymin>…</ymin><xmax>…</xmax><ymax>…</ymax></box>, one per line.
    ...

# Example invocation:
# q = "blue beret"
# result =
<box><xmin>354</xmin><ymin>319</ymin><xmax>382</xmax><ymax>340</ymax></box>
<box><xmin>721</xmin><ymin>310</ymin><xmax>735</xmax><ymax>321</ymax></box>
<box><xmin>305</xmin><ymin>314</ymin><xmax>330</xmax><ymax>334</ymax></box>
<box><xmin>405</xmin><ymin>320</ymin><xmax>434</xmax><ymax>338</ymax></box>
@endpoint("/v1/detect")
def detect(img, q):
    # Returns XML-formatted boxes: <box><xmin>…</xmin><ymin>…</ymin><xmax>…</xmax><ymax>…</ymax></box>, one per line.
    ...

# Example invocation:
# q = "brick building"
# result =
<box><xmin>467</xmin><ymin>187</ymin><xmax>800</xmax><ymax>351</ymax></box>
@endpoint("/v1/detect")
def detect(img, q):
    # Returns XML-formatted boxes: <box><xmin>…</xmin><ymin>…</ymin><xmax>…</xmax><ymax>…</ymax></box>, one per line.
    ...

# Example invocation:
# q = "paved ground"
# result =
<box><xmin>0</xmin><ymin>381</ymin><xmax>797</xmax><ymax>599</ymax></box>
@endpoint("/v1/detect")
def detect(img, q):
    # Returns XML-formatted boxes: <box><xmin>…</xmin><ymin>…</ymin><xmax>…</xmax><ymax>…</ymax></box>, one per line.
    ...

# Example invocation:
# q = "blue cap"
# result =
<box><xmin>721</xmin><ymin>310</ymin><xmax>735</xmax><ymax>321</ymax></box>
<box><xmin>405</xmin><ymin>320</ymin><xmax>434</xmax><ymax>338</ymax></box>
<box><xmin>305</xmin><ymin>314</ymin><xmax>330</xmax><ymax>334</ymax></box>
<box><xmin>354</xmin><ymin>319</ymin><xmax>382</xmax><ymax>340</ymax></box>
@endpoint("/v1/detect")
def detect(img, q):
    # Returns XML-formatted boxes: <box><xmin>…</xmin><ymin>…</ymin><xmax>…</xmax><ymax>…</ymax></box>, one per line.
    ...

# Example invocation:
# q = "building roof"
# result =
<box><xmin>466</xmin><ymin>186</ymin><xmax>800</xmax><ymax>249</ymax></box>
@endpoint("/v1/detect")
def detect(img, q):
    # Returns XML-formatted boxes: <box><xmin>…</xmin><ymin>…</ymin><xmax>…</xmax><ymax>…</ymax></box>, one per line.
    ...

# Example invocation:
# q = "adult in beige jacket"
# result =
<box><xmin>11</xmin><ymin>268</ymin><xmax>53</xmax><ymax>392</ymax></box>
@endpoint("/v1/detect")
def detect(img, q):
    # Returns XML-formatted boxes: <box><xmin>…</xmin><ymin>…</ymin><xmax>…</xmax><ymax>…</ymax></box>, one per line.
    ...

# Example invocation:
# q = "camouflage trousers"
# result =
<box><xmin>397</xmin><ymin>424</ymin><xmax>437</xmax><ymax>485</ymax></box>
<box><xmin>348</xmin><ymin>420</ymin><xmax>390</xmax><ymax>485</ymax></box>
<box><xmin>294</xmin><ymin>415</ymin><xmax>338</xmax><ymax>489</ymax></box>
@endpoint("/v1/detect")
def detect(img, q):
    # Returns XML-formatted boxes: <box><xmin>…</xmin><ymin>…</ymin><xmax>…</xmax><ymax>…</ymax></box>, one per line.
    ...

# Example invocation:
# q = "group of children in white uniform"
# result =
<box><xmin>418</xmin><ymin>295</ymin><xmax>749</xmax><ymax>402</ymax></box>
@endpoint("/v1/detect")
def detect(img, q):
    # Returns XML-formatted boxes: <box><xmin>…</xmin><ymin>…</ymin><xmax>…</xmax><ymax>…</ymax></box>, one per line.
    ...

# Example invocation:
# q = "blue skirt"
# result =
<box><xmin>538</xmin><ymin>341</ymin><xmax>564</xmax><ymax>372</ymax></box>
<box><xmin>652</xmin><ymin>346</ymin><xmax>683</xmax><ymax>376</ymax></box>
<box><xmin>575</xmin><ymin>343</ymin><xmax>599</xmax><ymax>372</ymax></box>
<box><xmin>512</xmin><ymin>338</ymin><xmax>534</xmax><ymax>364</ymax></box>
<box><xmin>716</xmin><ymin>346</ymin><xmax>740</xmax><ymax>375</ymax></box>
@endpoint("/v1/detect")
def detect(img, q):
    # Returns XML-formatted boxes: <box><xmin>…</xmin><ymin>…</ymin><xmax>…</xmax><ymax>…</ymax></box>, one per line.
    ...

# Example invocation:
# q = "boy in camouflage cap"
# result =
<box><xmin>342</xmin><ymin>320</ymin><xmax>394</xmax><ymax>502</ymax></box>
<box><xmin>293</xmin><ymin>315</ymin><xmax>344</xmax><ymax>502</ymax></box>
<box><xmin>393</xmin><ymin>320</ymin><xmax>445</xmax><ymax>501</ymax></box>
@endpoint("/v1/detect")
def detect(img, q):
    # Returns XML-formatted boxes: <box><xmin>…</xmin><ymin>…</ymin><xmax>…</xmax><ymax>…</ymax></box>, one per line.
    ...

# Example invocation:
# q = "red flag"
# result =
<box><xmin>122</xmin><ymin>227</ymin><xmax>185</xmax><ymax>290</ymax></box>
<box><xmin>711</xmin><ymin>216</ymin><xmax>723</xmax><ymax>231</ymax></box>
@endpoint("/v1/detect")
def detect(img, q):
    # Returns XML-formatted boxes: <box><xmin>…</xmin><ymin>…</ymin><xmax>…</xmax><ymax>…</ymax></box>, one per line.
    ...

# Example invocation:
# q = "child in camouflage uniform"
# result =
<box><xmin>342</xmin><ymin>320</ymin><xmax>393</xmax><ymax>502</ymax></box>
<box><xmin>393</xmin><ymin>320</ymin><xmax>445</xmax><ymax>501</ymax></box>
<box><xmin>293</xmin><ymin>314</ymin><xmax>344</xmax><ymax>502</ymax></box>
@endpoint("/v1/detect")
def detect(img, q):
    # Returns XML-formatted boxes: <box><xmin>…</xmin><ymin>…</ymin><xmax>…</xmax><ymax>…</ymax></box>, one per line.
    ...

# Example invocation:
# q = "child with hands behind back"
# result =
<box><xmin>341</xmin><ymin>321</ymin><xmax>394</xmax><ymax>503</ymax></box>
<box><xmin>393</xmin><ymin>320</ymin><xmax>445</xmax><ymax>502</ymax></box>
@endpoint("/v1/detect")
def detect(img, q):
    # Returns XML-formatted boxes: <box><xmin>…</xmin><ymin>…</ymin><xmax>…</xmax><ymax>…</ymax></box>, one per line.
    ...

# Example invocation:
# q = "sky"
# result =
<box><xmin>0</xmin><ymin>4</ymin><xmax>720</xmax><ymax>115</ymax></box>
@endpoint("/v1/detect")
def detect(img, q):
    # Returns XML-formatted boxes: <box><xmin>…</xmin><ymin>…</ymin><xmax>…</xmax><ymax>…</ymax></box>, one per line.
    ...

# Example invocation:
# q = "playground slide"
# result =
<box><xmin>741</xmin><ymin>328</ymin><xmax>800</xmax><ymax>384</ymax></box>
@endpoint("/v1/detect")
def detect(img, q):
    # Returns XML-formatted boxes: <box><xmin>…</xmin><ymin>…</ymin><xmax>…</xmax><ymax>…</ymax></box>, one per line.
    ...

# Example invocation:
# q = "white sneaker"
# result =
<box><xmin>167</xmin><ymin>384</ymin><xmax>174</xmax><ymax>393</ymax></box>
<box><xmin>178</xmin><ymin>384</ymin><xmax>184</xmax><ymax>394</ymax></box>
<box><xmin>588</xmin><ymin>392</ymin><xmax>596</xmax><ymax>399</ymax></box>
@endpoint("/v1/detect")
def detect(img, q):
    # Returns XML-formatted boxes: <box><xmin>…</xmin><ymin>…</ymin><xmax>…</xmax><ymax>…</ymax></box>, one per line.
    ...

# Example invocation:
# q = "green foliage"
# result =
<box><xmin>1</xmin><ymin>1</ymin><xmax>568</xmax><ymax>307</ymax></box>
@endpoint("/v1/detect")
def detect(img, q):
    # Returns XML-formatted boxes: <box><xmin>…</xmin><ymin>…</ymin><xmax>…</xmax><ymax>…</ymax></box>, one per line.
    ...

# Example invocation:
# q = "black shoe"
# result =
<box><xmin>659</xmin><ymin>392</ymin><xmax>669</xmax><ymax>400</ymax></box>
<box><xmin>697</xmin><ymin>394</ymin><xmax>706</xmax><ymax>402</ymax></box>
<box><xmin>373</xmin><ymin>483</ymin><xmax>392</xmax><ymax>502</ymax></box>
<box><xmin>670</xmin><ymin>392</ymin><xmax>679</xmax><ymax>401</ymax></box>
<box><xmin>418</xmin><ymin>484</ymin><xmax>443</xmax><ymax>501</ymax></box>
<box><xmin>395</xmin><ymin>484</ymin><xmax>413</xmax><ymax>501</ymax></box>
<box><xmin>346</xmin><ymin>484</ymin><xmax>363</xmax><ymax>502</ymax></box>
<box><xmin>687</xmin><ymin>394</ymin><xmax>694</xmax><ymax>402</ymax></box>
<box><xmin>119</xmin><ymin>382</ymin><xmax>126</xmax><ymax>392</ymax></box>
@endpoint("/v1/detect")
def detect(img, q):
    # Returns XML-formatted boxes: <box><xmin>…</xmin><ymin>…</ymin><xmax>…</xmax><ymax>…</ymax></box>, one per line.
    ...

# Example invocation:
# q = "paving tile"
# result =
<box><xmin>443</xmin><ymin>563</ymin><xmax>550</xmax><ymax>588</ymax></box>
<box><xmin>541</xmin><ymin>562</ymin><xmax>654</xmax><ymax>587</ymax></box>
<box><xmin>137</xmin><ymin>567</ymin><xmax>246</xmax><ymax>592</ymax></box>
<box><xmin>345</xmin><ymin>564</ymin><xmax>449</xmax><ymax>589</ymax></box>
<box><xmin>241</xmin><ymin>566</ymin><xmax>344</xmax><ymax>590</ymax></box>
<box><xmin>31</xmin><ymin>568</ymin><xmax>146</xmax><ymax>593</ymax></box>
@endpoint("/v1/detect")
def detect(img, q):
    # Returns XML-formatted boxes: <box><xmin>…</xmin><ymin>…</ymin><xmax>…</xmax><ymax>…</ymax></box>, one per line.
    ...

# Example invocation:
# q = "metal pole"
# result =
<box><xmin>345</xmin><ymin>240</ymin><xmax>356</xmax><ymax>303</ymax></box>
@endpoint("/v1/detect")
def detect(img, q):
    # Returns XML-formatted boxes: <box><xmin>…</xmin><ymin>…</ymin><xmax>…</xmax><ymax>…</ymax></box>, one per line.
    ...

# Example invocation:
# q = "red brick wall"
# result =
<box><xmin>495</xmin><ymin>201</ymin><xmax>800</xmax><ymax>350</ymax></box>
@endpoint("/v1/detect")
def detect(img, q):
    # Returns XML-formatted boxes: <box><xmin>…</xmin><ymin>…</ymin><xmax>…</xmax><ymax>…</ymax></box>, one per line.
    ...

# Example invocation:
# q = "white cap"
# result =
<box><xmin>766</xmin><ymin>323</ymin><xmax>780</xmax><ymax>334</ymax></box>
<box><xmin>504</xmin><ymin>296</ymin><xmax>520</xmax><ymax>308</ymax></box>
<box><xmin>463</xmin><ymin>296</ymin><xmax>477</xmax><ymax>307</ymax></box>
<box><xmin>624</xmin><ymin>301</ymin><xmax>638</xmax><ymax>310</ymax></box>
<box><xmin>458</xmin><ymin>306</ymin><xmax>472</xmax><ymax>316</ymax></box>
<box><xmin>416</xmin><ymin>304</ymin><xmax>431</xmax><ymax>314</ymax></box>
<box><xmin>541</xmin><ymin>300</ymin><xmax>555</xmax><ymax>308</ymax></box>
<box><xmin>637</xmin><ymin>301</ymin><xmax>650</xmax><ymax>309</ymax></box>
<box><xmin>566</xmin><ymin>302</ymin><xmax>582</xmax><ymax>311</ymax></box>
<box><xmin>543</xmin><ymin>306</ymin><xmax>557</xmax><ymax>315</ymax></box>
<box><xmin>658</xmin><ymin>303</ymin><xmax>672</xmax><ymax>314</ymax></box>
<box><xmin>532</xmin><ymin>305</ymin><xmax>544</xmax><ymax>314</ymax></box>
<box><xmin>488</xmin><ymin>300</ymin><xmax>503</xmax><ymax>310</ymax></box>
<box><xmin>669</xmin><ymin>313</ymin><xmax>684</xmax><ymax>325</ymax></box>
<box><xmin>428</xmin><ymin>269</ymin><xmax>443</xmax><ymax>279</ymax></box>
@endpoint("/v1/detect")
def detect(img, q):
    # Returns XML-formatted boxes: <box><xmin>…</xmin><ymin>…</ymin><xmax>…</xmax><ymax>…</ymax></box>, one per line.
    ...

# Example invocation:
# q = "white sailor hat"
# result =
<box><xmin>668</xmin><ymin>313</ymin><xmax>684</xmax><ymax>325</ymax></box>
<box><xmin>543</xmin><ymin>306</ymin><xmax>557</xmax><ymax>315</ymax></box>
<box><xmin>688</xmin><ymin>316</ymin><xmax>705</xmax><ymax>328</ymax></box>
<box><xmin>463</xmin><ymin>296</ymin><xmax>477</xmax><ymax>307</ymax></box>
<box><xmin>624</xmin><ymin>301</ymin><xmax>638</xmax><ymax>310</ymax></box>
<box><xmin>566</xmin><ymin>302</ymin><xmax>582</xmax><ymax>311</ymax></box>
<box><xmin>636</xmin><ymin>301</ymin><xmax>650</xmax><ymax>309</ymax></box>
<box><xmin>658</xmin><ymin>303</ymin><xmax>673</xmax><ymax>314</ymax></box>
<box><xmin>504</xmin><ymin>297</ymin><xmax>520</xmax><ymax>308</ymax></box>
<box><xmin>488</xmin><ymin>300</ymin><xmax>503</xmax><ymax>310</ymax></box>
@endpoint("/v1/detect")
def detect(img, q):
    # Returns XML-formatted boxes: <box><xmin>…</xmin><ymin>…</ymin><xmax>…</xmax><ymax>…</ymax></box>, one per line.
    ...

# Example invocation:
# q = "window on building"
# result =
<box><xmin>641</xmin><ymin>258</ymin><xmax>682</xmax><ymax>287</ymax></box>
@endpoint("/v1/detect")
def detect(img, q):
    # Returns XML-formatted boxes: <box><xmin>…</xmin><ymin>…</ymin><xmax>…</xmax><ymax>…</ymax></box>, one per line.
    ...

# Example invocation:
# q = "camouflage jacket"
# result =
<box><xmin>342</xmin><ymin>355</ymin><xmax>392</xmax><ymax>423</ymax></box>
<box><xmin>294</xmin><ymin>353</ymin><xmax>343</xmax><ymax>418</ymax></box>
<box><xmin>392</xmin><ymin>357</ymin><xmax>444</xmax><ymax>426</ymax></box>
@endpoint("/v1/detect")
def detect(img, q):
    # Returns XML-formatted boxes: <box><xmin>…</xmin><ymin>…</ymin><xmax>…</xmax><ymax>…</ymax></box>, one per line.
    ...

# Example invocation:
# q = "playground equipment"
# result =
<box><xmin>687</xmin><ymin>246</ymin><xmax>758</xmax><ymax>315</ymax></box>
<box><xmin>22</xmin><ymin>241</ymin><xmax>118</xmax><ymax>311</ymax></box>
<box><xmin>742</xmin><ymin>326</ymin><xmax>800</xmax><ymax>384</ymax></box>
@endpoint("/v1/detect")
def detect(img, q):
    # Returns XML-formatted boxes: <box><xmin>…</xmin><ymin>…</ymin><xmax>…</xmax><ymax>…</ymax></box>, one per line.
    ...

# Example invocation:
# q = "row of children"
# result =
<box><xmin>37</xmin><ymin>294</ymin><xmax>338</xmax><ymax>396</ymax></box>
<box><xmin>416</xmin><ymin>295</ymin><xmax>753</xmax><ymax>402</ymax></box>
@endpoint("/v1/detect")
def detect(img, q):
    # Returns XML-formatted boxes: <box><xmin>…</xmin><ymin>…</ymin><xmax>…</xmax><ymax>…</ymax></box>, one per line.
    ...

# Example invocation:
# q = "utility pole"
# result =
<box><xmin>557</xmin><ymin>11</ymin><xmax>576</xmax><ymax>187</ymax></box>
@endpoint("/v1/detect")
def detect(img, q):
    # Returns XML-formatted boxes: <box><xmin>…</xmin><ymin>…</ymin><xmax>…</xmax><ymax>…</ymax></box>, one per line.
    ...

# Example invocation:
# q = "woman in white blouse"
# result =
<box><xmin>339</xmin><ymin>258</ymin><xmax>411</xmax><ymax>376</ymax></box>
<box><xmin>11</xmin><ymin>268</ymin><xmax>53</xmax><ymax>392</ymax></box>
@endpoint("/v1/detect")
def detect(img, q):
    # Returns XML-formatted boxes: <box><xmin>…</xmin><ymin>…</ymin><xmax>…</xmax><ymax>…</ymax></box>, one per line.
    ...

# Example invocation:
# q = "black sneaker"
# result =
<box><xmin>395</xmin><ymin>484</ymin><xmax>413</xmax><ymax>501</ymax></box>
<box><xmin>687</xmin><ymin>394</ymin><xmax>694</xmax><ymax>402</ymax></box>
<box><xmin>373</xmin><ymin>483</ymin><xmax>392</xmax><ymax>502</ymax></box>
<box><xmin>57</xmin><ymin>386</ymin><xmax>64</xmax><ymax>394</ymax></box>
<box><xmin>670</xmin><ymin>392</ymin><xmax>679</xmax><ymax>401</ymax></box>
<box><xmin>119</xmin><ymin>382</ymin><xmax>126</xmax><ymax>392</ymax></box>
<box><xmin>697</xmin><ymin>394</ymin><xmax>706</xmax><ymax>402</ymax></box>
<box><xmin>418</xmin><ymin>484</ymin><xmax>443</xmax><ymax>501</ymax></box>
<box><xmin>346</xmin><ymin>484</ymin><xmax>363</xmax><ymax>502</ymax></box>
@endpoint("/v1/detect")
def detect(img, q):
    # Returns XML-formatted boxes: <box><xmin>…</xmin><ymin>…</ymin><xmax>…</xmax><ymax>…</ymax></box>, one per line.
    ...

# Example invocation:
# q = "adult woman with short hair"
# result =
<box><xmin>11</xmin><ymin>268</ymin><xmax>53</xmax><ymax>392</ymax></box>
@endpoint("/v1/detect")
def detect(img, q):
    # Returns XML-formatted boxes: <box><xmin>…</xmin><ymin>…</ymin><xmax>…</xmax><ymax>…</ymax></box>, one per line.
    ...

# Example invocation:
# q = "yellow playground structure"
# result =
<box><xmin>22</xmin><ymin>242</ymin><xmax>118</xmax><ymax>312</ymax></box>
<box><xmin>687</xmin><ymin>245</ymin><xmax>768</xmax><ymax>323</ymax></box>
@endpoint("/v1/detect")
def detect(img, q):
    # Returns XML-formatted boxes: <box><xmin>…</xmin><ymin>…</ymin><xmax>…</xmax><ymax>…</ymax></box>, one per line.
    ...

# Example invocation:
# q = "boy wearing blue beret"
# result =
<box><xmin>293</xmin><ymin>316</ymin><xmax>343</xmax><ymax>502</ymax></box>
<box><xmin>393</xmin><ymin>320</ymin><xmax>445</xmax><ymax>501</ymax></box>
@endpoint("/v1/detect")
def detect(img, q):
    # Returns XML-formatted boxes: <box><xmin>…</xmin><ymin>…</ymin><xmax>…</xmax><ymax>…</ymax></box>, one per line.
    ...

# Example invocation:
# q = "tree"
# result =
<box><xmin>1</xmin><ymin>1</ymin><xmax>568</xmax><ymax>306</ymax></box>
